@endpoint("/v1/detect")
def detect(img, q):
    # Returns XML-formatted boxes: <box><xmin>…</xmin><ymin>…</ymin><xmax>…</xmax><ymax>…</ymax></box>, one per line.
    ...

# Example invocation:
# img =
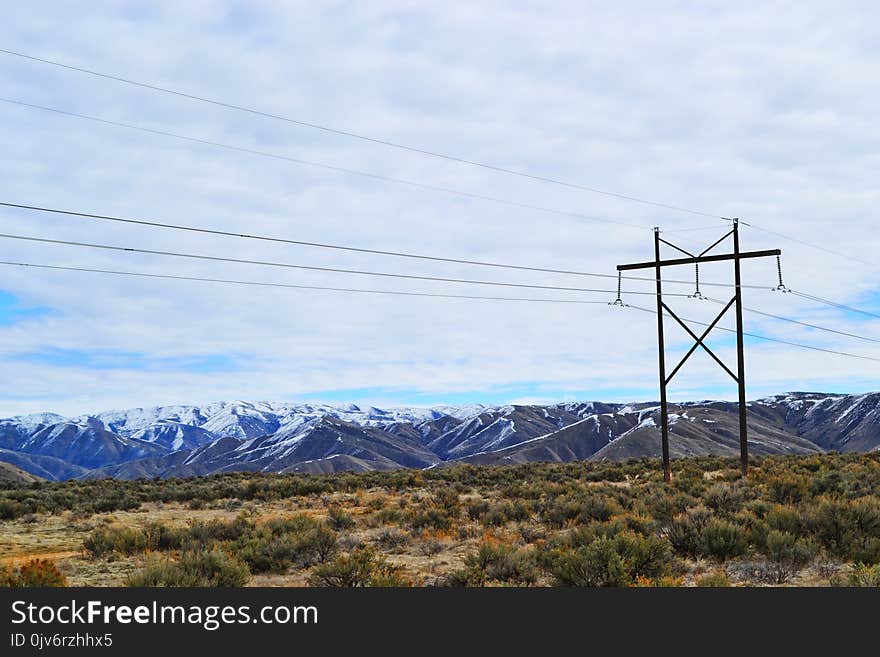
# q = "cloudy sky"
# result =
<box><xmin>0</xmin><ymin>1</ymin><xmax>879</xmax><ymax>417</ymax></box>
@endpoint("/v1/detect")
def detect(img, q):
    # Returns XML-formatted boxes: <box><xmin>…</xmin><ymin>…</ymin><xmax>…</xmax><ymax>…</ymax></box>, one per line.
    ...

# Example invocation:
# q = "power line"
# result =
<box><xmin>0</xmin><ymin>202</ymin><xmax>771</xmax><ymax>290</ymax></box>
<box><xmin>6</xmin><ymin>53</ymin><xmax>876</xmax><ymax>273</ymax></box>
<box><xmin>0</xmin><ymin>98</ymin><xmax>651</xmax><ymax>231</ymax></box>
<box><xmin>627</xmin><ymin>303</ymin><xmax>880</xmax><ymax>363</ymax></box>
<box><xmin>704</xmin><ymin>296</ymin><xmax>880</xmax><ymax>344</ymax></box>
<box><xmin>0</xmin><ymin>260</ymin><xmax>615</xmax><ymax>305</ymax></box>
<box><xmin>0</xmin><ymin>231</ymin><xmax>714</xmax><ymax>297</ymax></box>
<box><xmin>5</xmin><ymin>257</ymin><xmax>875</xmax><ymax>350</ymax></box>
<box><xmin>743</xmin><ymin>222</ymin><xmax>877</xmax><ymax>269</ymax></box>
<box><xmin>788</xmin><ymin>289</ymin><xmax>880</xmax><ymax>320</ymax></box>
<box><xmin>0</xmin><ymin>48</ymin><xmax>723</xmax><ymax>219</ymax></box>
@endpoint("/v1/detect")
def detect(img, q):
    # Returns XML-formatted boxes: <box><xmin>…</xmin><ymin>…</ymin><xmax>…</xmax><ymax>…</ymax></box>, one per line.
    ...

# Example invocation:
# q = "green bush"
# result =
<box><xmin>186</xmin><ymin>516</ymin><xmax>252</xmax><ymax>546</ymax></box>
<box><xmin>409</xmin><ymin>507</ymin><xmax>452</xmax><ymax>531</ymax></box>
<box><xmin>766</xmin><ymin>475</ymin><xmax>808</xmax><ymax>505</ymax></box>
<box><xmin>327</xmin><ymin>505</ymin><xmax>355</xmax><ymax>531</ymax></box>
<box><xmin>233</xmin><ymin>523</ymin><xmax>337</xmax><ymax>573</ymax></box>
<box><xmin>126</xmin><ymin>549</ymin><xmax>250</xmax><ymax>587</ymax></box>
<box><xmin>464</xmin><ymin>542</ymin><xmax>538</xmax><ymax>585</ymax></box>
<box><xmin>703</xmin><ymin>484</ymin><xmax>746</xmax><ymax>516</ymax></box>
<box><xmin>441</xmin><ymin>566</ymin><xmax>487</xmax><ymax>587</ymax></box>
<box><xmin>83</xmin><ymin>526</ymin><xmax>148</xmax><ymax>557</ymax></box>
<box><xmin>701</xmin><ymin>520</ymin><xmax>748</xmax><ymax>562</ymax></box>
<box><xmin>0</xmin><ymin>499</ymin><xmax>23</xmax><ymax>520</ymax></box>
<box><xmin>765</xmin><ymin>506</ymin><xmax>804</xmax><ymax>536</ymax></box>
<box><xmin>549</xmin><ymin>537</ymin><xmax>630</xmax><ymax>587</ymax></box>
<box><xmin>466</xmin><ymin>500</ymin><xmax>490</xmax><ymax>521</ymax></box>
<box><xmin>614</xmin><ymin>532</ymin><xmax>674</xmax><ymax>580</ymax></box>
<box><xmin>667</xmin><ymin>506</ymin><xmax>712</xmax><ymax>558</ymax></box>
<box><xmin>83</xmin><ymin>522</ymin><xmax>187</xmax><ymax>557</ymax></box>
<box><xmin>762</xmin><ymin>530</ymin><xmax>817</xmax><ymax>584</ymax></box>
<box><xmin>307</xmin><ymin>547</ymin><xmax>409</xmax><ymax>587</ymax></box>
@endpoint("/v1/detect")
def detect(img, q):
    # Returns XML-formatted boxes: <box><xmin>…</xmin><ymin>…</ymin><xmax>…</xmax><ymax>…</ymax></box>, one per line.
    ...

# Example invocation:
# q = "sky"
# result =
<box><xmin>1</xmin><ymin>1</ymin><xmax>879</xmax><ymax>417</ymax></box>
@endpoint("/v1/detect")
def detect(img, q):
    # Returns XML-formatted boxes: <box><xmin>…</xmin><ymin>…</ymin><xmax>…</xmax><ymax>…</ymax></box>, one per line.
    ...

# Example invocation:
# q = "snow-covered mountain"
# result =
<box><xmin>1</xmin><ymin>393</ymin><xmax>879</xmax><ymax>480</ymax></box>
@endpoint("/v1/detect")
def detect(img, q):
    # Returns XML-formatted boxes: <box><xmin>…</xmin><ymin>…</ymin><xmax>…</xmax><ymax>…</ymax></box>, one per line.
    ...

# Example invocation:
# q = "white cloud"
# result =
<box><xmin>0</xmin><ymin>1</ymin><xmax>878</xmax><ymax>416</ymax></box>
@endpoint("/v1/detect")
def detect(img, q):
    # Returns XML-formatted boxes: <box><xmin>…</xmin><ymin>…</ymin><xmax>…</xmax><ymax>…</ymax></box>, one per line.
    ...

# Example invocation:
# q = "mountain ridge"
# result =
<box><xmin>1</xmin><ymin>392</ymin><xmax>878</xmax><ymax>480</ymax></box>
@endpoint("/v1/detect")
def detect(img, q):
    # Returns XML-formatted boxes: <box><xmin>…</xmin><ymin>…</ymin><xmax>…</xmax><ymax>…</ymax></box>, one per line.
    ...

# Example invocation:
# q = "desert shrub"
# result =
<box><xmin>696</xmin><ymin>571</ymin><xmax>731</xmax><ymax>587</ymax></box>
<box><xmin>434</xmin><ymin>489</ymin><xmax>460</xmax><ymax>516</ymax></box>
<box><xmin>416</xmin><ymin>537</ymin><xmax>444</xmax><ymax>556</ymax></box>
<box><xmin>233</xmin><ymin>532</ymin><xmax>304</xmax><ymax>573</ymax></box>
<box><xmin>466</xmin><ymin>500</ymin><xmax>490</xmax><ymax>521</ymax></box>
<box><xmin>519</xmin><ymin>524</ymin><xmax>547</xmax><ymax>544</ymax></box>
<box><xmin>807</xmin><ymin>497</ymin><xmax>880</xmax><ymax>561</ymax></box>
<box><xmin>143</xmin><ymin>522</ymin><xmax>188</xmax><ymax>551</ymax></box>
<box><xmin>441</xmin><ymin>566</ymin><xmax>487</xmax><ymax>587</ymax></box>
<box><xmin>327</xmin><ymin>505</ymin><xmax>355</xmax><ymax>531</ymax></box>
<box><xmin>644</xmin><ymin>489</ymin><xmax>696</xmax><ymax>523</ymax></box>
<box><xmin>186</xmin><ymin>516</ymin><xmax>252</xmax><ymax>546</ymax></box>
<box><xmin>614</xmin><ymin>532</ymin><xmax>674</xmax><ymax>580</ymax></box>
<box><xmin>84</xmin><ymin>526</ymin><xmax>147</xmax><ymax>557</ymax></box>
<box><xmin>701</xmin><ymin>520</ymin><xmax>748</xmax><ymax>562</ymax></box>
<box><xmin>547</xmin><ymin>530</ymin><xmax>672</xmax><ymax>587</ymax></box>
<box><xmin>464</xmin><ymin>541</ymin><xmax>538</xmax><ymax>585</ymax></box>
<box><xmin>541</xmin><ymin>493</ymin><xmax>619</xmax><ymax>528</ymax></box>
<box><xmin>374</xmin><ymin>507</ymin><xmax>406</xmax><ymax>525</ymax></box>
<box><xmin>578</xmin><ymin>494</ymin><xmax>619</xmax><ymax>523</ymax></box>
<box><xmin>762</xmin><ymin>530</ymin><xmax>817</xmax><ymax>584</ymax></box>
<box><xmin>264</xmin><ymin>515</ymin><xmax>318</xmax><ymax>536</ymax></box>
<box><xmin>849</xmin><ymin>498</ymin><xmax>880</xmax><ymax>561</ymax></box>
<box><xmin>478</xmin><ymin>505</ymin><xmax>507</xmax><ymax>527</ymax></box>
<box><xmin>549</xmin><ymin>537</ymin><xmax>629</xmax><ymax>587</ymax></box>
<box><xmin>540</xmin><ymin>496</ymin><xmax>583</xmax><ymax>528</ymax></box>
<box><xmin>233</xmin><ymin>522</ymin><xmax>337</xmax><ymax>573</ymax></box>
<box><xmin>126</xmin><ymin>549</ymin><xmax>249</xmax><ymax>587</ymax></box>
<box><xmin>807</xmin><ymin>499</ymin><xmax>849</xmax><ymax>554</ymax></box>
<box><xmin>409</xmin><ymin>507</ymin><xmax>452</xmax><ymax>531</ymax></box>
<box><xmin>632</xmin><ymin>575</ymin><xmax>684</xmax><ymax>587</ymax></box>
<box><xmin>704</xmin><ymin>484</ymin><xmax>746</xmax><ymax>516</ymax></box>
<box><xmin>667</xmin><ymin>506</ymin><xmax>712</xmax><ymax>558</ymax></box>
<box><xmin>766</xmin><ymin>475</ymin><xmax>808</xmax><ymax>505</ymax></box>
<box><xmin>619</xmin><ymin>513</ymin><xmax>656</xmax><ymax>537</ymax></box>
<box><xmin>765</xmin><ymin>505</ymin><xmax>804</xmax><ymax>536</ymax></box>
<box><xmin>0</xmin><ymin>559</ymin><xmax>67</xmax><ymax>587</ymax></box>
<box><xmin>365</xmin><ymin>495</ymin><xmax>387</xmax><ymax>511</ymax></box>
<box><xmin>306</xmin><ymin>525</ymin><xmax>340</xmax><ymax>563</ymax></box>
<box><xmin>0</xmin><ymin>499</ymin><xmax>24</xmax><ymax>520</ymax></box>
<box><xmin>832</xmin><ymin>563</ymin><xmax>880</xmax><ymax>587</ymax></box>
<box><xmin>307</xmin><ymin>547</ymin><xmax>409</xmax><ymax>587</ymax></box>
<box><xmin>376</xmin><ymin>527</ymin><xmax>409</xmax><ymax>550</ymax></box>
<box><xmin>852</xmin><ymin>539</ymin><xmax>880</xmax><ymax>565</ymax></box>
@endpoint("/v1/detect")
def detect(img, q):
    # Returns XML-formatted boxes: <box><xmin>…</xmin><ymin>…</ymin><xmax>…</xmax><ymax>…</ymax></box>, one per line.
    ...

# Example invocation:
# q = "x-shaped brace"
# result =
<box><xmin>662</xmin><ymin>296</ymin><xmax>738</xmax><ymax>385</ymax></box>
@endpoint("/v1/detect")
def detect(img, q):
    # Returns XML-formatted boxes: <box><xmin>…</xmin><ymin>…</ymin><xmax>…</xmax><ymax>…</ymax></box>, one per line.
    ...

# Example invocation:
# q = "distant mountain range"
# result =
<box><xmin>1</xmin><ymin>393</ymin><xmax>879</xmax><ymax>481</ymax></box>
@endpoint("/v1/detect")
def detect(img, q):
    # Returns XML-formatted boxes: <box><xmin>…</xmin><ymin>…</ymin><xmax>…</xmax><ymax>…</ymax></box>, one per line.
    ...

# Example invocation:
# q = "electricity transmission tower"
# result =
<box><xmin>617</xmin><ymin>220</ymin><xmax>781</xmax><ymax>482</ymax></box>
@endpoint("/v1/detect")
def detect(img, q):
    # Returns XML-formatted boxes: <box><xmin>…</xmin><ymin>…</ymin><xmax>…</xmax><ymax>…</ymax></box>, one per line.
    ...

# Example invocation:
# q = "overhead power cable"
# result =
<box><xmin>627</xmin><ymin>304</ymin><xmax>880</xmax><ymax>363</ymax></box>
<box><xmin>0</xmin><ymin>98</ymin><xmax>653</xmax><ymax>231</ymax></box>
<box><xmin>0</xmin><ymin>260</ymin><xmax>615</xmax><ymax>305</ymax></box>
<box><xmin>0</xmin><ymin>232</ymin><xmax>716</xmax><ymax>297</ymax></box>
<box><xmin>6</xmin><ymin>52</ymin><xmax>875</xmax><ymax>269</ymax></box>
<box><xmin>704</xmin><ymin>296</ymin><xmax>880</xmax><ymax>344</ymax></box>
<box><xmin>0</xmin><ymin>48</ymin><xmax>721</xmax><ymax>219</ymax></box>
<box><xmin>788</xmin><ymin>290</ymin><xmax>880</xmax><ymax>321</ymax></box>
<box><xmin>743</xmin><ymin>222</ymin><xmax>876</xmax><ymax>269</ymax></box>
<box><xmin>2</xmin><ymin>255</ymin><xmax>863</xmax><ymax>343</ymax></box>
<box><xmin>0</xmin><ymin>202</ymin><xmax>770</xmax><ymax>290</ymax></box>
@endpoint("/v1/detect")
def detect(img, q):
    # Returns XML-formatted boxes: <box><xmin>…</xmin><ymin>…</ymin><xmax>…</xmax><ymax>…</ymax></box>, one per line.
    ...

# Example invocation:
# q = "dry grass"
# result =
<box><xmin>1</xmin><ymin>454</ymin><xmax>878</xmax><ymax>587</ymax></box>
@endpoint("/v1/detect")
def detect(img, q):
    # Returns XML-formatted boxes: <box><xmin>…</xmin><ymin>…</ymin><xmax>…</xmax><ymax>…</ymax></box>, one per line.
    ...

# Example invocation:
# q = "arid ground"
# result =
<box><xmin>1</xmin><ymin>454</ymin><xmax>879</xmax><ymax>587</ymax></box>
